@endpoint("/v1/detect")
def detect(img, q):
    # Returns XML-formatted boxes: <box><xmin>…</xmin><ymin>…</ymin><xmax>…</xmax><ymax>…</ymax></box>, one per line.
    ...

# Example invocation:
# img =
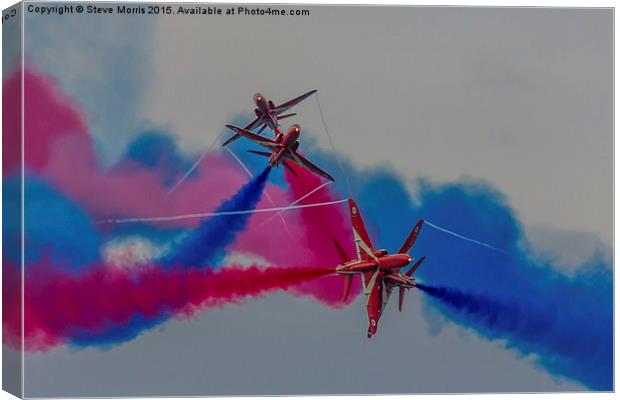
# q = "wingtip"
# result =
<box><xmin>411</xmin><ymin>220</ymin><xmax>425</xmax><ymax>236</ymax></box>
<box><xmin>221</xmin><ymin>134</ymin><xmax>237</xmax><ymax>147</ymax></box>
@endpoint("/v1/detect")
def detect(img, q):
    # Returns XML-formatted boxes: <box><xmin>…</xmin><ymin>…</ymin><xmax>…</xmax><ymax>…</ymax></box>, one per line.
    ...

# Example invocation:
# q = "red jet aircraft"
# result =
<box><xmin>222</xmin><ymin>90</ymin><xmax>317</xmax><ymax>146</ymax></box>
<box><xmin>334</xmin><ymin>199</ymin><xmax>425</xmax><ymax>338</ymax></box>
<box><xmin>224</xmin><ymin>124</ymin><xmax>334</xmax><ymax>182</ymax></box>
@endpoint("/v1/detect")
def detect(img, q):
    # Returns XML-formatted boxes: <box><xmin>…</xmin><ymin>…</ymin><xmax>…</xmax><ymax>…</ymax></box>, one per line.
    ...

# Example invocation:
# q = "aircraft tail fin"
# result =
<box><xmin>277</xmin><ymin>113</ymin><xmax>296</xmax><ymax>120</ymax></box>
<box><xmin>348</xmin><ymin>199</ymin><xmax>375</xmax><ymax>261</ymax></box>
<box><xmin>398</xmin><ymin>220</ymin><xmax>424</xmax><ymax>254</ymax></box>
<box><xmin>405</xmin><ymin>256</ymin><xmax>426</xmax><ymax>277</ymax></box>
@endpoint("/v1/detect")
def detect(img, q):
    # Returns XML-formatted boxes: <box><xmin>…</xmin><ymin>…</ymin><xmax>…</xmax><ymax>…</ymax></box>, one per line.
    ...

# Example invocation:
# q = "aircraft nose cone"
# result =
<box><xmin>397</xmin><ymin>255</ymin><xmax>412</xmax><ymax>265</ymax></box>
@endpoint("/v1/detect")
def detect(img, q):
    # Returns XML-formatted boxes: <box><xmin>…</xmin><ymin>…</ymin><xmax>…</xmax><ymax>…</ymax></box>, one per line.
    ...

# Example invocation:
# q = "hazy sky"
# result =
<box><xmin>142</xmin><ymin>6</ymin><xmax>612</xmax><ymax>249</ymax></box>
<box><xmin>23</xmin><ymin>293</ymin><xmax>583</xmax><ymax>397</ymax></box>
<box><xmin>20</xmin><ymin>5</ymin><xmax>611</xmax><ymax>396</ymax></box>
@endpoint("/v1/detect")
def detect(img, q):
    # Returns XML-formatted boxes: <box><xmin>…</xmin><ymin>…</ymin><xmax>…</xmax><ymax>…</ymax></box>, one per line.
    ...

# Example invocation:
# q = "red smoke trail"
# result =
<box><xmin>3</xmin><ymin>261</ymin><xmax>332</xmax><ymax>351</ymax></box>
<box><xmin>283</xmin><ymin>164</ymin><xmax>360</xmax><ymax>306</ymax></box>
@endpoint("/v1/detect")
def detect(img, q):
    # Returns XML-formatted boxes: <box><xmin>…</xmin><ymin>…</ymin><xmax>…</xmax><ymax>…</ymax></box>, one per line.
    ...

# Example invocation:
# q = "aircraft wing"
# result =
<box><xmin>361</xmin><ymin>269</ymin><xmax>380</xmax><ymax>293</ymax></box>
<box><xmin>222</xmin><ymin>117</ymin><xmax>262</xmax><ymax>147</ymax></box>
<box><xmin>244</xmin><ymin>116</ymin><xmax>261</xmax><ymax>132</ymax></box>
<box><xmin>364</xmin><ymin>270</ymin><xmax>382</xmax><ymax>336</ymax></box>
<box><xmin>347</xmin><ymin>199</ymin><xmax>376</xmax><ymax>262</ymax></box>
<box><xmin>288</xmin><ymin>150</ymin><xmax>335</xmax><ymax>182</ymax></box>
<box><xmin>272</xmin><ymin>90</ymin><xmax>317</xmax><ymax>115</ymax></box>
<box><xmin>382</xmin><ymin>281</ymin><xmax>393</xmax><ymax>311</ymax></box>
<box><xmin>225</xmin><ymin>125</ymin><xmax>279</xmax><ymax>150</ymax></box>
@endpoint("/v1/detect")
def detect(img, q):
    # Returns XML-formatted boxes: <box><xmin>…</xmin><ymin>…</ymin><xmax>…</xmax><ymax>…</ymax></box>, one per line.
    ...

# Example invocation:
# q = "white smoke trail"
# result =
<box><xmin>99</xmin><ymin>199</ymin><xmax>348</xmax><ymax>224</ymax></box>
<box><xmin>423</xmin><ymin>220</ymin><xmax>511</xmax><ymax>256</ymax></box>
<box><xmin>166</xmin><ymin>131</ymin><xmax>224</xmax><ymax>197</ymax></box>
<box><xmin>258</xmin><ymin>181</ymin><xmax>332</xmax><ymax>228</ymax></box>
<box><xmin>314</xmin><ymin>94</ymin><xmax>352</xmax><ymax>197</ymax></box>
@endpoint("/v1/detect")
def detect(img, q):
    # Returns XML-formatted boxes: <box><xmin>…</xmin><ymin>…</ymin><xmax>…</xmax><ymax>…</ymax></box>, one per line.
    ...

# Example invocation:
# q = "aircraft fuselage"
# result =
<box><xmin>254</xmin><ymin>93</ymin><xmax>278</xmax><ymax>129</ymax></box>
<box><xmin>335</xmin><ymin>253</ymin><xmax>412</xmax><ymax>274</ymax></box>
<box><xmin>268</xmin><ymin>126</ymin><xmax>301</xmax><ymax>166</ymax></box>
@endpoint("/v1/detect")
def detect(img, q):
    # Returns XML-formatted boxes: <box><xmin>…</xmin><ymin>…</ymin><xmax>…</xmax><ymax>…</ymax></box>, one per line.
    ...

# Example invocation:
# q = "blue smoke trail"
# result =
<box><xmin>407</xmin><ymin>183</ymin><xmax>611</xmax><ymax>390</ymax></box>
<box><xmin>161</xmin><ymin>166</ymin><xmax>271</xmax><ymax>268</ymax></box>
<box><xmin>68</xmin><ymin>314</ymin><xmax>170</xmax><ymax>349</ymax></box>
<box><xmin>415</xmin><ymin>278</ymin><xmax>611</xmax><ymax>391</ymax></box>
<box><xmin>123</xmin><ymin>131</ymin><xmax>196</xmax><ymax>187</ymax></box>
<box><xmin>415</xmin><ymin>284</ymin><xmax>554</xmax><ymax>343</ymax></box>
<box><xmin>412</xmin><ymin>186</ymin><xmax>612</xmax><ymax>390</ymax></box>
<box><xmin>11</xmin><ymin>175</ymin><xmax>102</xmax><ymax>271</ymax></box>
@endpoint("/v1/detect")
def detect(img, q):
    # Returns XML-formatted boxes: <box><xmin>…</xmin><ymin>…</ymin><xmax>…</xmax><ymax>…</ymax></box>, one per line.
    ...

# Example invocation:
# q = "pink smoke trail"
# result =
<box><xmin>283</xmin><ymin>163</ymin><xmax>360</xmax><ymax>306</ymax></box>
